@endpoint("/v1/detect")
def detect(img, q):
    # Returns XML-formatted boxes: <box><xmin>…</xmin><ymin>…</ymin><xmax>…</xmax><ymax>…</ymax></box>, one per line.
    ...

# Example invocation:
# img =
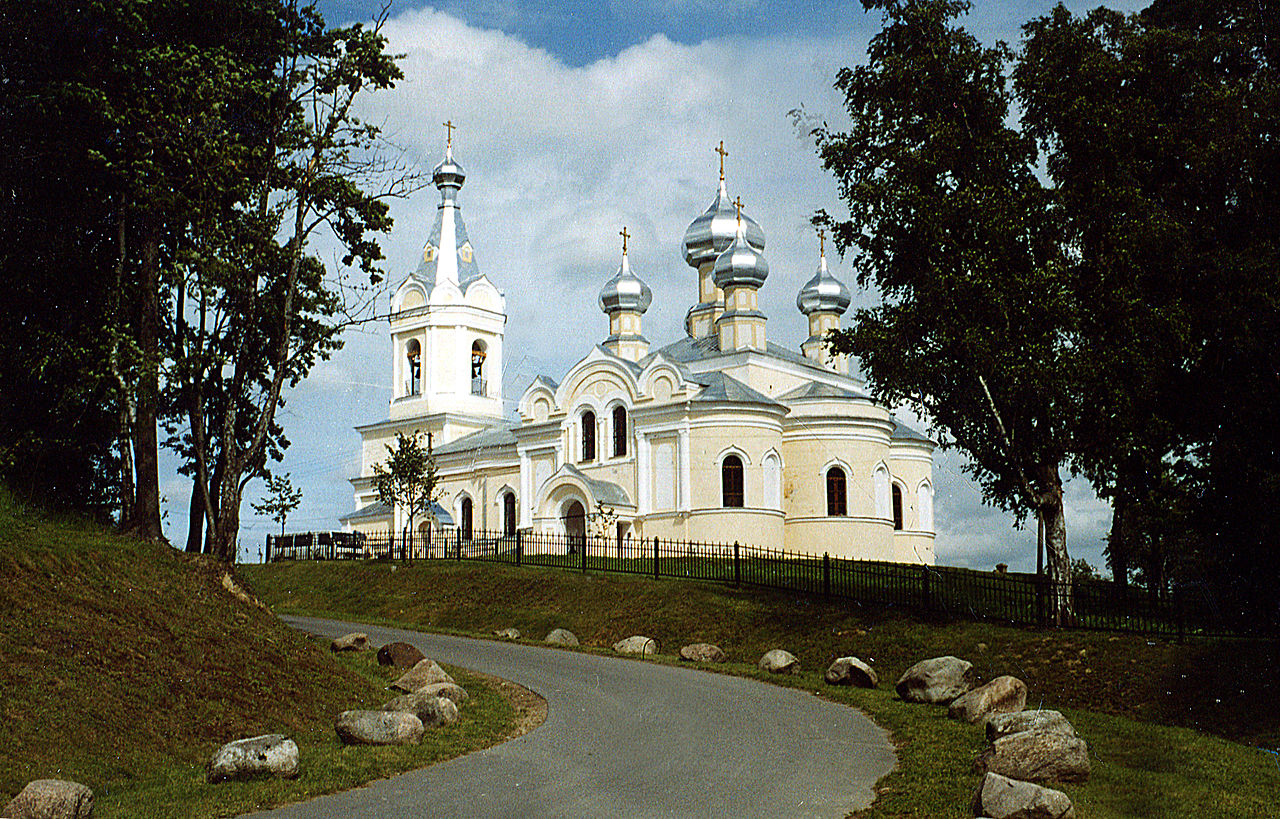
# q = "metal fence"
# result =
<box><xmin>265</xmin><ymin>528</ymin><xmax>1250</xmax><ymax>638</ymax></box>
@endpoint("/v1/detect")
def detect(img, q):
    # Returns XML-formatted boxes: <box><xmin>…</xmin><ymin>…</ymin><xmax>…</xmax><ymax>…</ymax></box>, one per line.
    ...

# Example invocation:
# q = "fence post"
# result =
<box><xmin>265</xmin><ymin>535</ymin><xmax>272</xmax><ymax>564</ymax></box>
<box><xmin>1035</xmin><ymin>572</ymin><xmax>1046</xmax><ymax>628</ymax></box>
<box><xmin>921</xmin><ymin>564</ymin><xmax>932</xmax><ymax>611</ymax></box>
<box><xmin>516</xmin><ymin>529</ymin><xmax>523</xmax><ymax>566</ymax></box>
<box><xmin>823</xmin><ymin>553</ymin><xmax>831</xmax><ymax>599</ymax></box>
<box><xmin>653</xmin><ymin>536</ymin><xmax>660</xmax><ymax>580</ymax></box>
<box><xmin>581</xmin><ymin>535</ymin><xmax>588</xmax><ymax>573</ymax></box>
<box><xmin>734</xmin><ymin>542</ymin><xmax>741</xmax><ymax>586</ymax></box>
<box><xmin>456</xmin><ymin>527</ymin><xmax>462</xmax><ymax>561</ymax></box>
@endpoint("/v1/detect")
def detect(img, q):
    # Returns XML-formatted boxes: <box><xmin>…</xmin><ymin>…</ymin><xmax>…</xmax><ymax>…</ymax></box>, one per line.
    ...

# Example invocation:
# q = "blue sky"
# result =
<box><xmin>164</xmin><ymin>0</ymin><xmax>1148</xmax><ymax>570</ymax></box>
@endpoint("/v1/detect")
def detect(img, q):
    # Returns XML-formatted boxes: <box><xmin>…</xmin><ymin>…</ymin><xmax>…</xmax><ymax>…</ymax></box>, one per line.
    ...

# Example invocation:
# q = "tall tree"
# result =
<box><xmin>374</xmin><ymin>431</ymin><xmax>439</xmax><ymax>550</ymax></box>
<box><xmin>807</xmin><ymin>0</ymin><xmax>1080</xmax><ymax>623</ymax></box>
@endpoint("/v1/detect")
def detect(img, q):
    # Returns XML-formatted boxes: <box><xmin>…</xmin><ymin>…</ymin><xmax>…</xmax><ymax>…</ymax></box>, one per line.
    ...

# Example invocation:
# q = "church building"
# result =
<box><xmin>341</xmin><ymin>133</ymin><xmax>936</xmax><ymax>564</ymax></box>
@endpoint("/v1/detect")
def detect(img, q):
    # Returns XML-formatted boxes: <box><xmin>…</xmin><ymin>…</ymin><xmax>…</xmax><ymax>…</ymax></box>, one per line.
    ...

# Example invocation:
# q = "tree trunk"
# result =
<box><xmin>203</xmin><ymin>454</ymin><xmax>223</xmax><ymax>555</ymax></box>
<box><xmin>185</xmin><ymin>474</ymin><xmax>204</xmax><ymax>553</ymax></box>
<box><xmin>212</xmin><ymin>473</ymin><xmax>243</xmax><ymax>563</ymax></box>
<box><xmin>1108</xmin><ymin>493</ymin><xmax>1130</xmax><ymax>595</ymax></box>
<box><xmin>1034</xmin><ymin>463</ymin><xmax>1075</xmax><ymax>627</ymax></box>
<box><xmin>129</xmin><ymin>217</ymin><xmax>163</xmax><ymax>541</ymax></box>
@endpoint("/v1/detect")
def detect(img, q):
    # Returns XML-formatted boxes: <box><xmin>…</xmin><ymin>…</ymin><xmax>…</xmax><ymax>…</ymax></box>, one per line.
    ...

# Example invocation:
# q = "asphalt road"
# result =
<box><xmin>243</xmin><ymin>615</ymin><xmax>895</xmax><ymax>819</ymax></box>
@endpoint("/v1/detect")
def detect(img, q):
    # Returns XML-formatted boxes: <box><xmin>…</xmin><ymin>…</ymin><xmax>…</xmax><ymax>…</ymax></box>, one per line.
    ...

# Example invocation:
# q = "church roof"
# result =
<box><xmin>338</xmin><ymin>500</ymin><xmax>391</xmax><ymax>523</ymax></box>
<box><xmin>646</xmin><ymin>335</ymin><xmax>833</xmax><ymax>374</ymax></box>
<box><xmin>433</xmin><ymin>425</ymin><xmax>519</xmax><ymax>455</ymax></box>
<box><xmin>778</xmin><ymin>381</ymin><xmax>869</xmax><ymax>400</ymax></box>
<box><xmin>891</xmin><ymin>418</ymin><xmax>934</xmax><ymax>444</ymax></box>
<box><xmin>689</xmin><ymin>371</ymin><xmax>784</xmax><ymax>408</ymax></box>
<box><xmin>412</xmin><ymin>207</ymin><xmax>483</xmax><ymax>291</ymax></box>
<box><xmin>559</xmin><ymin>464</ymin><xmax>633</xmax><ymax>507</ymax></box>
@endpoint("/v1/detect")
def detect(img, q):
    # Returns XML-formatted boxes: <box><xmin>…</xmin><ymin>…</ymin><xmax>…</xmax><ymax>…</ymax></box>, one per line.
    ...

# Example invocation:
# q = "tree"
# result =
<box><xmin>805</xmin><ymin>0</ymin><xmax>1080</xmax><ymax>623</ymax></box>
<box><xmin>251</xmin><ymin>472</ymin><xmax>302</xmax><ymax>536</ymax></box>
<box><xmin>373</xmin><ymin>432</ymin><xmax>439</xmax><ymax>551</ymax></box>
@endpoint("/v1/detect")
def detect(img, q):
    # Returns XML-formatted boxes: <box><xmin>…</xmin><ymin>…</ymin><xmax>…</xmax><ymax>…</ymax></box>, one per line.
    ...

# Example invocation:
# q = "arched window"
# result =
<box><xmin>722</xmin><ymin>455</ymin><xmax>744</xmax><ymax>507</ymax></box>
<box><xmin>762</xmin><ymin>452</ymin><xmax>781</xmax><ymax>509</ymax></box>
<box><xmin>581</xmin><ymin>410</ymin><xmax>596</xmax><ymax>462</ymax></box>
<box><xmin>612</xmin><ymin>405</ymin><xmax>627</xmax><ymax>458</ymax></box>
<box><xmin>461</xmin><ymin>497</ymin><xmax>473</xmax><ymax>541</ymax></box>
<box><xmin>826</xmin><ymin>467</ymin><xmax>847</xmax><ymax>516</ymax></box>
<box><xmin>502</xmin><ymin>492</ymin><xmax>516</xmax><ymax>536</ymax></box>
<box><xmin>891</xmin><ymin>484</ymin><xmax>904</xmax><ymax>531</ymax></box>
<box><xmin>918</xmin><ymin>480</ymin><xmax>934</xmax><ymax>532</ymax></box>
<box><xmin>470</xmin><ymin>341</ymin><xmax>486</xmax><ymax>396</ymax></box>
<box><xmin>406</xmin><ymin>339</ymin><xmax>421</xmax><ymax>396</ymax></box>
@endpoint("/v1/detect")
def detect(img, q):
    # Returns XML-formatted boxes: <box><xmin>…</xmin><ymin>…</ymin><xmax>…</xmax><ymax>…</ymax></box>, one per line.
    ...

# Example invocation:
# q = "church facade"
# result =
<box><xmin>341</xmin><ymin>137</ymin><xmax>936</xmax><ymax>564</ymax></box>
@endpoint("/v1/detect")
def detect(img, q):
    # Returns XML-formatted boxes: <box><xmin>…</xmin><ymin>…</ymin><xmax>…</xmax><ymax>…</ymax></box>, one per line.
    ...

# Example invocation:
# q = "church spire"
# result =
<box><xmin>415</xmin><ymin>121</ymin><xmax>480</xmax><ymax>294</ymax></box>
<box><xmin>599</xmin><ymin>226</ymin><xmax>652</xmax><ymax>362</ymax></box>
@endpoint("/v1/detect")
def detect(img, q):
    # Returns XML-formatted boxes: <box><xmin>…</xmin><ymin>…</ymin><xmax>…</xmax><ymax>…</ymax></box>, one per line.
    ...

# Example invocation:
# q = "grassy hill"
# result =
<box><xmin>0</xmin><ymin>491</ymin><xmax>520</xmax><ymax>818</ymax></box>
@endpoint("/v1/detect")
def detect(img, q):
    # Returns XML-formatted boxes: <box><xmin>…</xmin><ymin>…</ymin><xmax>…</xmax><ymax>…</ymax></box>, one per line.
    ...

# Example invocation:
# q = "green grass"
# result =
<box><xmin>246</xmin><ymin>558</ymin><xmax>1280</xmax><ymax>818</ymax></box>
<box><xmin>0</xmin><ymin>489</ymin><xmax>522</xmax><ymax>817</ymax></box>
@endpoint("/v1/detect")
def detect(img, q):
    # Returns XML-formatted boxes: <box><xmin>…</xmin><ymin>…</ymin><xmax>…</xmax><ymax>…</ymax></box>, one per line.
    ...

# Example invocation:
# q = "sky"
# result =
<box><xmin>161</xmin><ymin>0</ymin><xmax>1148</xmax><ymax>570</ymax></box>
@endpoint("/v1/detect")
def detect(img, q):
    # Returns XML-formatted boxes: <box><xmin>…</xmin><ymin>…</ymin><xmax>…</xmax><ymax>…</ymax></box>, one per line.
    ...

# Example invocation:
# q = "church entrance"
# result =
<box><xmin>563</xmin><ymin>500</ymin><xmax>585</xmax><ymax>554</ymax></box>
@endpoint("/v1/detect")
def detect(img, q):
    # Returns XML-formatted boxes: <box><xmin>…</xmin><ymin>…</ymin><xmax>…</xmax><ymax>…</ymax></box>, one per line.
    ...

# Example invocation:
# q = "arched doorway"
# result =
<box><xmin>503</xmin><ymin>492</ymin><xmax>516</xmax><ymax>537</ymax></box>
<box><xmin>563</xmin><ymin>500</ymin><xmax>585</xmax><ymax>554</ymax></box>
<box><xmin>461</xmin><ymin>497</ymin><xmax>473</xmax><ymax>541</ymax></box>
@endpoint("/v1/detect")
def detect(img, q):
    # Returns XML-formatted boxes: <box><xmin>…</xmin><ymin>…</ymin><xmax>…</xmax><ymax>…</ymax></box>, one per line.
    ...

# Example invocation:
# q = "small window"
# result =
<box><xmin>470</xmin><ymin>341</ymin><xmax>486</xmax><ymax>396</ymax></box>
<box><xmin>826</xmin><ymin>467</ymin><xmax>847</xmax><ymax>516</ymax></box>
<box><xmin>581</xmin><ymin>410</ymin><xmax>596</xmax><ymax>462</ymax></box>
<box><xmin>612</xmin><ymin>405</ymin><xmax>627</xmax><ymax>458</ymax></box>
<box><xmin>406</xmin><ymin>340</ymin><xmax>421</xmax><ymax>396</ymax></box>
<box><xmin>722</xmin><ymin>455</ymin><xmax>744</xmax><ymax>507</ymax></box>
<box><xmin>461</xmin><ymin>497</ymin><xmax>473</xmax><ymax>540</ymax></box>
<box><xmin>502</xmin><ymin>492</ymin><xmax>516</xmax><ymax>536</ymax></box>
<box><xmin>892</xmin><ymin>484</ymin><xmax>904</xmax><ymax>531</ymax></box>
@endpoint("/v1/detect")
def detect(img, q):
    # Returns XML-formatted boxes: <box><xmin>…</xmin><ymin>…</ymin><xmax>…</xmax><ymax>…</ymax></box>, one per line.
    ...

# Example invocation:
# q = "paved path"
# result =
<box><xmin>243</xmin><ymin>615</ymin><xmax>895</xmax><ymax>819</ymax></box>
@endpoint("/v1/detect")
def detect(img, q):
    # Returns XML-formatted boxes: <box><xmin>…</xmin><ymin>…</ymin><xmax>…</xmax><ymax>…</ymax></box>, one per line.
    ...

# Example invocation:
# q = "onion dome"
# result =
<box><xmin>599</xmin><ymin>251</ymin><xmax>653</xmax><ymax>315</ymax></box>
<box><xmin>683</xmin><ymin>178</ymin><xmax>765</xmax><ymax>268</ymax></box>
<box><xmin>713</xmin><ymin>218</ymin><xmax>769</xmax><ymax>290</ymax></box>
<box><xmin>797</xmin><ymin>250</ymin><xmax>851</xmax><ymax>316</ymax></box>
<box><xmin>432</xmin><ymin>143</ymin><xmax>466</xmax><ymax>193</ymax></box>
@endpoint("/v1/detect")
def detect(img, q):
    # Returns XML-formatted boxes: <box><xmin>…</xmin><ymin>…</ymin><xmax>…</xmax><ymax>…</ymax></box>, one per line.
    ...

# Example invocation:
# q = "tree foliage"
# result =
<box><xmin>251</xmin><ymin>472</ymin><xmax>303</xmax><ymax>537</ymax></box>
<box><xmin>373</xmin><ymin>432</ymin><xmax>439</xmax><ymax>540</ymax></box>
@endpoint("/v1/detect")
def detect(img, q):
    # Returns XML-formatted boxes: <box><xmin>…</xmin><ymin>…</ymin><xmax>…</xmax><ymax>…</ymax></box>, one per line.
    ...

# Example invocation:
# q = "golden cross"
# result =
<box><xmin>732</xmin><ymin>195</ymin><xmax>743</xmax><ymax>226</ymax></box>
<box><xmin>818</xmin><ymin>228</ymin><xmax>826</xmax><ymax>258</ymax></box>
<box><xmin>443</xmin><ymin>119</ymin><xmax>456</xmax><ymax>149</ymax></box>
<box><xmin>715</xmin><ymin>140</ymin><xmax>729</xmax><ymax>180</ymax></box>
<box><xmin>619</xmin><ymin>226</ymin><xmax>630</xmax><ymax>255</ymax></box>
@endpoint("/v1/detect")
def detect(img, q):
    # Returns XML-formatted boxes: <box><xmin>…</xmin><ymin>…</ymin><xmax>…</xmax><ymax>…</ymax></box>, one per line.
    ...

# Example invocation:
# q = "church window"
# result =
<box><xmin>722</xmin><ymin>455</ymin><xmax>744</xmax><ymax>507</ymax></box>
<box><xmin>581</xmin><ymin>410</ymin><xmax>596</xmax><ymax>462</ymax></box>
<box><xmin>406</xmin><ymin>340</ymin><xmax>421</xmax><ymax>396</ymax></box>
<box><xmin>612</xmin><ymin>405</ymin><xmax>627</xmax><ymax>458</ymax></box>
<box><xmin>470</xmin><ymin>341</ymin><xmax>487</xmax><ymax>396</ymax></box>
<box><xmin>762</xmin><ymin>452</ymin><xmax>781</xmax><ymax>509</ymax></box>
<box><xmin>826</xmin><ymin>467</ymin><xmax>847</xmax><ymax>516</ymax></box>
<box><xmin>892</xmin><ymin>484</ymin><xmax>904</xmax><ymax>530</ymax></box>
<box><xmin>461</xmin><ymin>497</ymin><xmax>473</xmax><ymax>541</ymax></box>
<box><xmin>502</xmin><ymin>492</ymin><xmax>516</xmax><ymax>537</ymax></box>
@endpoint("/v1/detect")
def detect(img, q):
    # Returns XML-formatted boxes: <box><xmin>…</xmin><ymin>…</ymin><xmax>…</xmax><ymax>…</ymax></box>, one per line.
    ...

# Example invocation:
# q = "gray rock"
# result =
<box><xmin>986</xmin><ymin>710</ymin><xmax>1077</xmax><ymax>743</ymax></box>
<box><xmin>971</xmin><ymin>772</ymin><xmax>1075</xmax><ymax>818</ymax></box>
<box><xmin>420</xmin><ymin>680</ymin><xmax>469</xmax><ymax>703</ymax></box>
<box><xmin>975</xmin><ymin>730</ymin><xmax>1091</xmax><ymax>783</ymax></box>
<box><xmin>494</xmin><ymin>627</ymin><xmax>521</xmax><ymax>640</ymax></box>
<box><xmin>949</xmin><ymin>675</ymin><xmax>1027</xmax><ymax>723</ymax></box>
<box><xmin>679</xmin><ymin>643</ymin><xmax>727</xmax><ymax>663</ymax></box>
<box><xmin>2</xmin><ymin>779</ymin><xmax>94</xmax><ymax>819</ymax></box>
<box><xmin>377</xmin><ymin>641</ymin><xmax>426</xmax><ymax>669</ymax></box>
<box><xmin>758</xmin><ymin>649</ymin><xmax>800</xmax><ymax>674</ymax></box>
<box><xmin>335</xmin><ymin>709</ymin><xmax>425</xmax><ymax>745</ymax></box>
<box><xmin>206</xmin><ymin>734</ymin><xmax>300</xmax><ymax>783</ymax></box>
<box><xmin>390</xmin><ymin>658</ymin><xmax>455</xmax><ymax>693</ymax></box>
<box><xmin>330</xmin><ymin>632</ymin><xmax>369</xmax><ymax>652</ymax></box>
<box><xmin>544</xmin><ymin>628</ymin><xmax>579</xmax><ymax>646</ymax></box>
<box><xmin>382</xmin><ymin>692</ymin><xmax>460</xmax><ymax>727</ymax></box>
<box><xmin>613</xmin><ymin>636</ymin><xmax>658</xmax><ymax>656</ymax></box>
<box><xmin>825</xmin><ymin>656</ymin><xmax>878</xmax><ymax>688</ymax></box>
<box><xmin>895</xmin><ymin>656</ymin><xmax>973</xmax><ymax>703</ymax></box>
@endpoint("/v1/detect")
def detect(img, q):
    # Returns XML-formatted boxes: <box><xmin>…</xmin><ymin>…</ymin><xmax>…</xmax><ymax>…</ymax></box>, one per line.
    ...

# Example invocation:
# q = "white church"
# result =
<box><xmin>341</xmin><ymin>134</ymin><xmax>936</xmax><ymax>564</ymax></box>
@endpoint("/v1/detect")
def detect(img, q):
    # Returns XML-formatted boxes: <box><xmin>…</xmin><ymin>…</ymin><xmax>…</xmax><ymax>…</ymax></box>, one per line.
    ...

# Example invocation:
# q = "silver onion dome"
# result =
<box><xmin>432</xmin><ymin>144</ymin><xmax>466</xmax><ymax>191</ymax></box>
<box><xmin>796</xmin><ymin>252</ymin><xmax>851</xmax><ymax>315</ymax></box>
<box><xmin>683</xmin><ymin>179</ymin><xmax>765</xmax><ymax>268</ymax></box>
<box><xmin>599</xmin><ymin>252</ymin><xmax>653</xmax><ymax>314</ymax></box>
<box><xmin>713</xmin><ymin>222</ymin><xmax>769</xmax><ymax>290</ymax></box>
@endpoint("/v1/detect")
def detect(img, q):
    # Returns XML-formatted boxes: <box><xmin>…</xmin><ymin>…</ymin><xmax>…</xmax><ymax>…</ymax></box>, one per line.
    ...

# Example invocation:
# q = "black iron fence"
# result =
<box><xmin>266</xmin><ymin>528</ymin><xmax>1250</xmax><ymax>638</ymax></box>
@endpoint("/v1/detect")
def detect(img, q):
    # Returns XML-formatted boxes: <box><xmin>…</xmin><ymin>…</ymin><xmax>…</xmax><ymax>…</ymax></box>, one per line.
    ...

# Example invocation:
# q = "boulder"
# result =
<box><xmin>420</xmin><ymin>680</ymin><xmax>469</xmax><ymax>703</ymax></box>
<box><xmin>330</xmin><ymin>632</ymin><xmax>369</xmax><ymax>652</ymax></box>
<box><xmin>2</xmin><ymin>780</ymin><xmax>94</xmax><ymax>819</ymax></box>
<box><xmin>382</xmin><ymin>692</ymin><xmax>460</xmax><ymax>727</ymax></box>
<box><xmin>971</xmin><ymin>772</ymin><xmax>1075</xmax><ymax>819</ymax></box>
<box><xmin>377</xmin><ymin>641</ymin><xmax>426</xmax><ymax>669</ymax></box>
<box><xmin>758</xmin><ymin>649</ymin><xmax>800</xmax><ymax>674</ymax></box>
<box><xmin>613</xmin><ymin>636</ymin><xmax>658</xmax><ymax>656</ymax></box>
<box><xmin>975</xmin><ymin>730</ymin><xmax>1091</xmax><ymax>784</ymax></box>
<box><xmin>825</xmin><ymin>656</ymin><xmax>878</xmax><ymax>688</ymax></box>
<box><xmin>494</xmin><ymin>627</ymin><xmax>521</xmax><ymax>640</ymax></box>
<box><xmin>390</xmin><ymin>658</ymin><xmax>455</xmax><ymax>693</ymax></box>
<box><xmin>544</xmin><ymin>628</ymin><xmax>579</xmax><ymax>647</ymax></box>
<box><xmin>895</xmin><ymin>656</ymin><xmax>973</xmax><ymax>703</ymax></box>
<box><xmin>949</xmin><ymin>675</ymin><xmax>1027</xmax><ymax>723</ymax></box>
<box><xmin>335</xmin><ymin>709</ymin><xmax>425</xmax><ymax>745</ymax></box>
<box><xmin>679</xmin><ymin>643</ymin><xmax>727</xmax><ymax>663</ymax></box>
<box><xmin>986</xmin><ymin>710</ymin><xmax>1076</xmax><ymax>743</ymax></box>
<box><xmin>206</xmin><ymin>734</ymin><xmax>300</xmax><ymax>783</ymax></box>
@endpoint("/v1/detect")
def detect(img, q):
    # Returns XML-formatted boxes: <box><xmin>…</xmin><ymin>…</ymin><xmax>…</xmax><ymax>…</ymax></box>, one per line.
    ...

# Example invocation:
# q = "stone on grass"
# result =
<box><xmin>2</xmin><ymin>780</ymin><xmax>94</xmax><ymax>819</ymax></box>
<box><xmin>382</xmin><ymin>692</ymin><xmax>460</xmax><ymax>727</ymax></box>
<box><xmin>390</xmin><ymin>658</ymin><xmax>455</xmax><ymax>693</ymax></box>
<box><xmin>986</xmin><ymin>710</ymin><xmax>1076</xmax><ymax>743</ymax></box>
<box><xmin>825</xmin><ymin>656</ymin><xmax>878</xmax><ymax>688</ymax></box>
<box><xmin>335</xmin><ymin>710</ymin><xmax>425</xmax><ymax>745</ymax></box>
<box><xmin>420</xmin><ymin>680</ymin><xmax>469</xmax><ymax>703</ymax></box>
<box><xmin>679</xmin><ymin>643</ymin><xmax>727</xmax><ymax>663</ymax></box>
<box><xmin>758</xmin><ymin>649</ymin><xmax>799</xmax><ymax>674</ymax></box>
<box><xmin>975</xmin><ymin>730</ymin><xmax>1091</xmax><ymax>783</ymax></box>
<box><xmin>972</xmin><ymin>772</ymin><xmax>1075</xmax><ymax>819</ymax></box>
<box><xmin>949</xmin><ymin>675</ymin><xmax>1027</xmax><ymax>723</ymax></box>
<box><xmin>377</xmin><ymin>641</ymin><xmax>426</xmax><ymax>669</ymax></box>
<box><xmin>494</xmin><ymin>627</ymin><xmax>521</xmax><ymax>640</ymax></box>
<box><xmin>330</xmin><ymin>632</ymin><xmax>368</xmax><ymax>652</ymax></box>
<box><xmin>206</xmin><ymin>734</ymin><xmax>300</xmax><ymax>783</ymax></box>
<box><xmin>613</xmin><ymin>636</ymin><xmax>658</xmax><ymax>656</ymax></box>
<box><xmin>544</xmin><ymin>628</ymin><xmax>579</xmax><ymax>647</ymax></box>
<box><xmin>895</xmin><ymin>656</ymin><xmax>973</xmax><ymax>704</ymax></box>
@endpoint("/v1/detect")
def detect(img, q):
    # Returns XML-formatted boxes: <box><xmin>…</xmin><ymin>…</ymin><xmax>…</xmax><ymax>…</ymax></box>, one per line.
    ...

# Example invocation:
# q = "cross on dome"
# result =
<box><xmin>732</xmin><ymin>196</ymin><xmax>744</xmax><ymax>227</ymax></box>
<box><xmin>818</xmin><ymin>228</ymin><xmax>826</xmax><ymax>259</ymax></box>
<box><xmin>443</xmin><ymin>119</ymin><xmax>456</xmax><ymax>150</ymax></box>
<box><xmin>715</xmin><ymin>140</ymin><xmax>729</xmax><ymax>181</ymax></box>
<box><xmin>619</xmin><ymin>226</ymin><xmax>630</xmax><ymax>256</ymax></box>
